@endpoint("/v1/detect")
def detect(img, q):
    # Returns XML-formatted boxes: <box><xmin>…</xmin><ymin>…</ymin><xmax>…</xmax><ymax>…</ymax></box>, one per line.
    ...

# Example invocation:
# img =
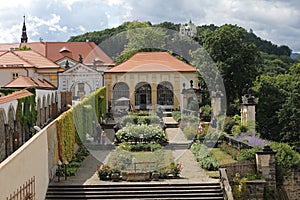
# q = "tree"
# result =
<box><xmin>202</xmin><ymin>24</ymin><xmax>259</xmax><ymax>114</ymax></box>
<box><xmin>115</xmin><ymin>23</ymin><xmax>169</xmax><ymax>64</ymax></box>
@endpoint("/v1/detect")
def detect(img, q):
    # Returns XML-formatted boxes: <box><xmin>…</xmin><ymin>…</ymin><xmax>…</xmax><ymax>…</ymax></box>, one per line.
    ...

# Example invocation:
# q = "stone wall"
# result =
<box><xmin>220</xmin><ymin>160</ymin><xmax>255</xmax><ymax>179</ymax></box>
<box><xmin>284</xmin><ymin>168</ymin><xmax>300</xmax><ymax>200</ymax></box>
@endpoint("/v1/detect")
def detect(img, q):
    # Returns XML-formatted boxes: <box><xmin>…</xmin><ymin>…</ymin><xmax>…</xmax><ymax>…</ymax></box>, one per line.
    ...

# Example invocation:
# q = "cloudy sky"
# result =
<box><xmin>0</xmin><ymin>0</ymin><xmax>299</xmax><ymax>52</ymax></box>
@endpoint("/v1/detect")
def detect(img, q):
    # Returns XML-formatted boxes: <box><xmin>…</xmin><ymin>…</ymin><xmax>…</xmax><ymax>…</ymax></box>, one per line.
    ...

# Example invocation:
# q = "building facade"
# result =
<box><xmin>105</xmin><ymin>52</ymin><xmax>198</xmax><ymax>114</ymax></box>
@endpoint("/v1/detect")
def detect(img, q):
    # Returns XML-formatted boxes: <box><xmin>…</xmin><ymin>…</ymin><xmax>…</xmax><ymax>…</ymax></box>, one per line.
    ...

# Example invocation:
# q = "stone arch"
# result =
<box><xmin>0</xmin><ymin>109</ymin><xmax>6</xmax><ymax>161</ymax></box>
<box><xmin>36</xmin><ymin>97</ymin><xmax>41</xmax><ymax>127</ymax></box>
<box><xmin>113</xmin><ymin>82</ymin><xmax>130</xmax><ymax>102</ymax></box>
<box><xmin>46</xmin><ymin>93</ymin><xmax>51</xmax><ymax>120</ymax></box>
<box><xmin>157</xmin><ymin>81</ymin><xmax>174</xmax><ymax>106</ymax></box>
<box><xmin>7</xmin><ymin>105</ymin><xmax>15</xmax><ymax>156</ymax></box>
<box><xmin>42</xmin><ymin>95</ymin><xmax>47</xmax><ymax>125</ymax></box>
<box><xmin>70</xmin><ymin>81</ymin><xmax>92</xmax><ymax>100</ymax></box>
<box><xmin>50</xmin><ymin>93</ymin><xmax>54</xmax><ymax>119</ymax></box>
<box><xmin>135</xmin><ymin>82</ymin><xmax>152</xmax><ymax>110</ymax></box>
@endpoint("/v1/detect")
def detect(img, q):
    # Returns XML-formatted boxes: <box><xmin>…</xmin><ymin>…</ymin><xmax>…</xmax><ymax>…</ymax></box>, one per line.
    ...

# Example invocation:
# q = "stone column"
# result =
<box><xmin>241</xmin><ymin>93</ymin><xmax>257</xmax><ymax>134</ymax></box>
<box><xmin>211</xmin><ymin>90</ymin><xmax>222</xmax><ymax>117</ymax></box>
<box><xmin>256</xmin><ymin>146</ymin><xmax>277</xmax><ymax>192</ymax></box>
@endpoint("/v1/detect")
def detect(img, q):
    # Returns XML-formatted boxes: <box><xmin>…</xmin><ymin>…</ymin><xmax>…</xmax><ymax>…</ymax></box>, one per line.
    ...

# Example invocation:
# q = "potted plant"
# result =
<box><xmin>97</xmin><ymin>164</ymin><xmax>111</xmax><ymax>180</ymax></box>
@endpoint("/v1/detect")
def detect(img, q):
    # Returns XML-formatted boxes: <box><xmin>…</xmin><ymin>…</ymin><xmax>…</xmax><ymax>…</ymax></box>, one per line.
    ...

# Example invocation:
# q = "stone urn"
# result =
<box><xmin>152</xmin><ymin>172</ymin><xmax>160</xmax><ymax>181</ymax></box>
<box><xmin>111</xmin><ymin>173</ymin><xmax>120</xmax><ymax>182</ymax></box>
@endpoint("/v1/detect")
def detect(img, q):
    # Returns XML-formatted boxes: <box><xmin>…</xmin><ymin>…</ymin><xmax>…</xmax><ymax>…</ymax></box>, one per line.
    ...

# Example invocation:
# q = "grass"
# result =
<box><xmin>205</xmin><ymin>148</ymin><xmax>237</xmax><ymax>178</ymax></box>
<box><xmin>210</xmin><ymin>148</ymin><xmax>237</xmax><ymax>165</ymax></box>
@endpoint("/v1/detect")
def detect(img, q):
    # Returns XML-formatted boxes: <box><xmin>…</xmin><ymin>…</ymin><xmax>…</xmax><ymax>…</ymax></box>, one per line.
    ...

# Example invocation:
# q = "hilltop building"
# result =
<box><xmin>179</xmin><ymin>20</ymin><xmax>197</xmax><ymax>38</ymax></box>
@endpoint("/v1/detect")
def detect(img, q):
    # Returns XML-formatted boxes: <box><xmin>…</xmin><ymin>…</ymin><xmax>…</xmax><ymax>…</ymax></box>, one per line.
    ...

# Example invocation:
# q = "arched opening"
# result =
<box><xmin>113</xmin><ymin>82</ymin><xmax>130</xmax><ymax>101</ymax></box>
<box><xmin>157</xmin><ymin>81</ymin><xmax>174</xmax><ymax>107</ymax></box>
<box><xmin>113</xmin><ymin>82</ymin><xmax>130</xmax><ymax>113</ymax></box>
<box><xmin>0</xmin><ymin>109</ymin><xmax>6</xmax><ymax>161</ymax></box>
<box><xmin>135</xmin><ymin>82</ymin><xmax>151</xmax><ymax>110</ymax></box>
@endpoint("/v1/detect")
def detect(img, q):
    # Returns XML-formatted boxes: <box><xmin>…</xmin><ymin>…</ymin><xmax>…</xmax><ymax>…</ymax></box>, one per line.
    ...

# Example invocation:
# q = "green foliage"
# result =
<box><xmin>116</xmin><ymin>124</ymin><xmax>168</xmax><ymax>144</ymax></box>
<box><xmin>201</xmin><ymin>24</ymin><xmax>259</xmax><ymax>113</ymax></box>
<box><xmin>237</xmin><ymin>147</ymin><xmax>262</xmax><ymax>161</ymax></box>
<box><xmin>171</xmin><ymin>111</ymin><xmax>181</xmax><ymax>122</ymax></box>
<box><xmin>200</xmin><ymin>104</ymin><xmax>211</xmax><ymax>121</ymax></box>
<box><xmin>231</xmin><ymin>124</ymin><xmax>249</xmax><ymax>137</ymax></box>
<box><xmin>219</xmin><ymin>142</ymin><xmax>240</xmax><ymax>160</ymax></box>
<box><xmin>183</xmin><ymin>126</ymin><xmax>197</xmax><ymax>140</ymax></box>
<box><xmin>118</xmin><ymin>142</ymin><xmax>162</xmax><ymax>152</ymax></box>
<box><xmin>18</xmin><ymin>45</ymin><xmax>31</xmax><ymax>50</ymax></box>
<box><xmin>188</xmin><ymin>100</ymin><xmax>199</xmax><ymax>110</ymax></box>
<box><xmin>253</xmin><ymin>73</ymin><xmax>300</xmax><ymax>147</ymax></box>
<box><xmin>16</xmin><ymin>90</ymin><xmax>36</xmax><ymax>127</ymax></box>
<box><xmin>120</xmin><ymin>113</ymin><xmax>160</xmax><ymax>126</ymax></box>
<box><xmin>179</xmin><ymin>114</ymin><xmax>199</xmax><ymax>130</ymax></box>
<box><xmin>223</xmin><ymin>117</ymin><xmax>237</xmax><ymax>134</ymax></box>
<box><xmin>191</xmin><ymin>143</ymin><xmax>219</xmax><ymax>171</ymax></box>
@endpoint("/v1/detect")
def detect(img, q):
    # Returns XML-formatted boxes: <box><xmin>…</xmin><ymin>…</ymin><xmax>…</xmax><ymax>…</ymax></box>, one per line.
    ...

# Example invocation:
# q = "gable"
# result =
<box><xmin>62</xmin><ymin>63</ymin><xmax>99</xmax><ymax>74</ymax></box>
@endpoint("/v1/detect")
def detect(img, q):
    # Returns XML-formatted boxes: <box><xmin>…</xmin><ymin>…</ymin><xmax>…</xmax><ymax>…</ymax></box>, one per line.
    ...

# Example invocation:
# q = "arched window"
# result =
<box><xmin>157</xmin><ymin>81</ymin><xmax>173</xmax><ymax>105</ymax></box>
<box><xmin>135</xmin><ymin>82</ymin><xmax>151</xmax><ymax>110</ymax></box>
<box><xmin>113</xmin><ymin>82</ymin><xmax>129</xmax><ymax>101</ymax></box>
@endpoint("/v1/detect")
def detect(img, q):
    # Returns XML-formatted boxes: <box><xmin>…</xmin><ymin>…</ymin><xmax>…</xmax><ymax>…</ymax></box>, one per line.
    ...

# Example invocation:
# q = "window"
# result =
<box><xmin>157</xmin><ymin>81</ymin><xmax>173</xmax><ymax>105</ymax></box>
<box><xmin>11</xmin><ymin>72</ymin><xmax>19</xmax><ymax>80</ymax></box>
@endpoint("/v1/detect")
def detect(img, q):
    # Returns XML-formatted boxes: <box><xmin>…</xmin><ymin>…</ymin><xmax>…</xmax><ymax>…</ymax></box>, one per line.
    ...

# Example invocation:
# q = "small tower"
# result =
<box><xmin>179</xmin><ymin>19</ymin><xmax>197</xmax><ymax>38</ymax></box>
<box><xmin>21</xmin><ymin>15</ymin><xmax>28</xmax><ymax>43</ymax></box>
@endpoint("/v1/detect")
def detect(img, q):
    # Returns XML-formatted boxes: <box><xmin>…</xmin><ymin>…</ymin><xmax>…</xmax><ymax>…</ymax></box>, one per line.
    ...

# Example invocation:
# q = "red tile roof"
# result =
<box><xmin>21</xmin><ymin>42</ymin><xmax>114</xmax><ymax>66</ymax></box>
<box><xmin>106</xmin><ymin>52</ymin><xmax>196</xmax><ymax>73</ymax></box>
<box><xmin>3</xmin><ymin>76</ymin><xmax>56</xmax><ymax>88</ymax></box>
<box><xmin>0</xmin><ymin>50</ymin><xmax>60</xmax><ymax>69</ymax></box>
<box><xmin>0</xmin><ymin>90</ymin><xmax>33</xmax><ymax>104</ymax></box>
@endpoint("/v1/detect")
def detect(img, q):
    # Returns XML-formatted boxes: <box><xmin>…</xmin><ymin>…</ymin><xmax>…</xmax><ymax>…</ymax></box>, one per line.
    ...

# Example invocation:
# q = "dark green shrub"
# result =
<box><xmin>198</xmin><ymin>156</ymin><xmax>219</xmax><ymax>171</ymax></box>
<box><xmin>200</xmin><ymin>104</ymin><xmax>211</xmax><ymax>121</ymax></box>
<box><xmin>223</xmin><ymin>117</ymin><xmax>236</xmax><ymax>134</ymax></box>
<box><xmin>171</xmin><ymin>111</ymin><xmax>181</xmax><ymax>122</ymax></box>
<box><xmin>237</xmin><ymin>147</ymin><xmax>262</xmax><ymax>161</ymax></box>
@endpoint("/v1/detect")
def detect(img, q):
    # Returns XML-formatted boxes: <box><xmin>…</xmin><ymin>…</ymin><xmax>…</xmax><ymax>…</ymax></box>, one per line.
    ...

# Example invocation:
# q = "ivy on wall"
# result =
<box><xmin>56</xmin><ymin>87</ymin><xmax>106</xmax><ymax>163</ymax></box>
<box><xmin>16</xmin><ymin>92</ymin><xmax>37</xmax><ymax>127</ymax></box>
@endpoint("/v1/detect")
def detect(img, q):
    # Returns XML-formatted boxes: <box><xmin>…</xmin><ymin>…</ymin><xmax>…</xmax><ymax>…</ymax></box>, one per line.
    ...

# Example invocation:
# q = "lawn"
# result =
<box><xmin>107</xmin><ymin>148</ymin><xmax>174</xmax><ymax>172</ymax></box>
<box><xmin>210</xmin><ymin>148</ymin><xmax>237</xmax><ymax>165</ymax></box>
<box><xmin>205</xmin><ymin>148</ymin><xmax>237</xmax><ymax>178</ymax></box>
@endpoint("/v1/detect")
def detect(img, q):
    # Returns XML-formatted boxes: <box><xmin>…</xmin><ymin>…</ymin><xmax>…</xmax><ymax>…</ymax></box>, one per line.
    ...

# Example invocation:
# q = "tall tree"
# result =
<box><xmin>202</xmin><ymin>24</ymin><xmax>259</xmax><ymax>114</ymax></box>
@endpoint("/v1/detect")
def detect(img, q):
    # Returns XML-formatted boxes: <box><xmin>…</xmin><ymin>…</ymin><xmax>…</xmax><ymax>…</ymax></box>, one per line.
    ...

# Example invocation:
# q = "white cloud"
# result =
<box><xmin>0</xmin><ymin>0</ymin><xmax>299</xmax><ymax>51</ymax></box>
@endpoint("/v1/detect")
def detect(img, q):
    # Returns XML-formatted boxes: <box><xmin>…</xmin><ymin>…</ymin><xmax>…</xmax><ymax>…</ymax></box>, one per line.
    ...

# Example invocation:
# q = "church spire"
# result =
<box><xmin>21</xmin><ymin>15</ymin><xmax>28</xmax><ymax>43</ymax></box>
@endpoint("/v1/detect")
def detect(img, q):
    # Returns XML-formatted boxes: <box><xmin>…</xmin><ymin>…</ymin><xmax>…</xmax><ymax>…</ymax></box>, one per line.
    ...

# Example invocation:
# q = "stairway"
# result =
<box><xmin>84</xmin><ymin>144</ymin><xmax>116</xmax><ymax>151</ymax></box>
<box><xmin>46</xmin><ymin>182</ymin><xmax>224</xmax><ymax>200</ymax></box>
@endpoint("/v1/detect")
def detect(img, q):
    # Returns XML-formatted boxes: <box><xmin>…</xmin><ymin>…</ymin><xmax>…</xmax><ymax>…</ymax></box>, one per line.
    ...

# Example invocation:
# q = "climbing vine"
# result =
<box><xmin>15</xmin><ymin>89</ymin><xmax>37</xmax><ymax>127</ymax></box>
<box><xmin>56</xmin><ymin>87</ymin><xmax>106</xmax><ymax>163</ymax></box>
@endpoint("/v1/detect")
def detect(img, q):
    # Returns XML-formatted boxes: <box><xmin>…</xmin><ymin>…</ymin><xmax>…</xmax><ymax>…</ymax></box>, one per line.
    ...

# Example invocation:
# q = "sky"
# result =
<box><xmin>0</xmin><ymin>0</ymin><xmax>299</xmax><ymax>52</ymax></box>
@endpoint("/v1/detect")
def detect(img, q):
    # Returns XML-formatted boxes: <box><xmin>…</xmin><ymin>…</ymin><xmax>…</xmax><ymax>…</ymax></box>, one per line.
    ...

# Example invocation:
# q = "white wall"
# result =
<box><xmin>0</xmin><ymin>124</ymin><xmax>50</xmax><ymax>199</ymax></box>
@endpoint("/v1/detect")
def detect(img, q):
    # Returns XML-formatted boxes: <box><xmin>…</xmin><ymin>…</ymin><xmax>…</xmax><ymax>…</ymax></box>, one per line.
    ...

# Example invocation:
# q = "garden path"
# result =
<box><xmin>50</xmin><ymin>118</ymin><xmax>218</xmax><ymax>185</ymax></box>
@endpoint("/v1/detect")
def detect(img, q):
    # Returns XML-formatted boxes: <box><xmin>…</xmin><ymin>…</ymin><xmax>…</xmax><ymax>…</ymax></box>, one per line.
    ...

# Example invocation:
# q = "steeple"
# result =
<box><xmin>21</xmin><ymin>15</ymin><xmax>28</xmax><ymax>43</ymax></box>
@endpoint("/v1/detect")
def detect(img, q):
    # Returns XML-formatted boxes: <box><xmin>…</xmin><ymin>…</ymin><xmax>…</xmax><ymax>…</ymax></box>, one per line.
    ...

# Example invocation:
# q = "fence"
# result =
<box><xmin>6</xmin><ymin>176</ymin><xmax>35</xmax><ymax>200</ymax></box>
<box><xmin>223</xmin><ymin>135</ymin><xmax>253</xmax><ymax>150</ymax></box>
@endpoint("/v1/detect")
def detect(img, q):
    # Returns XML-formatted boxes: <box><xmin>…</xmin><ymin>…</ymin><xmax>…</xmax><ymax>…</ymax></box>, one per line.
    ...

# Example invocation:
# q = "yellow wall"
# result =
<box><xmin>105</xmin><ymin>71</ymin><xmax>197</xmax><ymax>110</ymax></box>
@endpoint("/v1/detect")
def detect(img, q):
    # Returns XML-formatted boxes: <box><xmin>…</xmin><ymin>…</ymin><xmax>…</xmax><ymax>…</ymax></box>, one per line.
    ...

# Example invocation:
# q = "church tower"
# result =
<box><xmin>21</xmin><ymin>15</ymin><xmax>28</xmax><ymax>43</ymax></box>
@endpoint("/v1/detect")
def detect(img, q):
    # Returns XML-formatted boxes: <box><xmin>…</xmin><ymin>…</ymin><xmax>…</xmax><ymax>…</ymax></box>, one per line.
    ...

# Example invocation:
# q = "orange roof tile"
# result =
<box><xmin>22</xmin><ymin>42</ymin><xmax>114</xmax><ymax>66</ymax></box>
<box><xmin>106</xmin><ymin>52</ymin><xmax>196</xmax><ymax>73</ymax></box>
<box><xmin>0</xmin><ymin>90</ymin><xmax>33</xmax><ymax>104</ymax></box>
<box><xmin>13</xmin><ymin>50</ymin><xmax>59</xmax><ymax>69</ymax></box>
<box><xmin>3</xmin><ymin>76</ymin><xmax>55</xmax><ymax>88</ymax></box>
<box><xmin>0</xmin><ymin>50</ymin><xmax>60</xmax><ymax>69</ymax></box>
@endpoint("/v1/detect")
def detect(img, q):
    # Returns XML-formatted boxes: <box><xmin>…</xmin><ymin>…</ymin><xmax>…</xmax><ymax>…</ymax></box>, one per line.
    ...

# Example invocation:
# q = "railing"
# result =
<box><xmin>223</xmin><ymin>134</ymin><xmax>254</xmax><ymax>150</ymax></box>
<box><xmin>6</xmin><ymin>176</ymin><xmax>35</xmax><ymax>200</ymax></box>
<box><xmin>219</xmin><ymin>168</ymin><xmax>234</xmax><ymax>200</ymax></box>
